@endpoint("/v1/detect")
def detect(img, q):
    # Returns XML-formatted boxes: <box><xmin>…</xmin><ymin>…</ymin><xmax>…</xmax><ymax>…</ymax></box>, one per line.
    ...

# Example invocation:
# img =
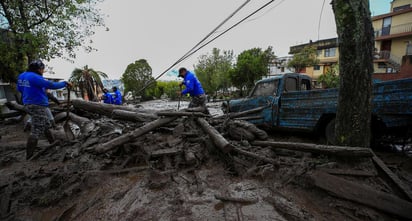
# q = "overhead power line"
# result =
<box><xmin>136</xmin><ymin>0</ymin><xmax>252</xmax><ymax>94</ymax></box>
<box><xmin>137</xmin><ymin>0</ymin><xmax>282</xmax><ymax>95</ymax></box>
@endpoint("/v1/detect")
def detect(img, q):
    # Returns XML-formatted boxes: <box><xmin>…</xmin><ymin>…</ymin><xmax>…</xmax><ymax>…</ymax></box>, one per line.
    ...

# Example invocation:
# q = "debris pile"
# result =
<box><xmin>1</xmin><ymin>100</ymin><xmax>412</xmax><ymax>220</ymax></box>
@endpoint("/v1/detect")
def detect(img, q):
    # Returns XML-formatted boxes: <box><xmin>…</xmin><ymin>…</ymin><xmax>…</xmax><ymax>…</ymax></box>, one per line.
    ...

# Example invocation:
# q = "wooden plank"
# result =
<box><xmin>371</xmin><ymin>151</ymin><xmax>412</xmax><ymax>201</ymax></box>
<box><xmin>309</xmin><ymin>171</ymin><xmax>412</xmax><ymax>219</ymax></box>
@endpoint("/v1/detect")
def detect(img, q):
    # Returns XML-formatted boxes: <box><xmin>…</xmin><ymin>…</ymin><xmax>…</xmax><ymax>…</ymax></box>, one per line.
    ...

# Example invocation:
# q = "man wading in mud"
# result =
<box><xmin>17</xmin><ymin>60</ymin><xmax>72</xmax><ymax>159</ymax></box>
<box><xmin>177</xmin><ymin>67</ymin><xmax>210</xmax><ymax>114</ymax></box>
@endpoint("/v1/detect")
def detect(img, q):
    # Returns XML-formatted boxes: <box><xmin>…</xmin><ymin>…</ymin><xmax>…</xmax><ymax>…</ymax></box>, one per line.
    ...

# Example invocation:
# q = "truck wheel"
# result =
<box><xmin>325</xmin><ymin>118</ymin><xmax>337</xmax><ymax>145</ymax></box>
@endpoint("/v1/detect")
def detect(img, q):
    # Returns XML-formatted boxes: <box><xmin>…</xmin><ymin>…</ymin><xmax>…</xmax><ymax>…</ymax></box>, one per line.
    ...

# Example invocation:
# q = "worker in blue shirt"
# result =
<box><xmin>112</xmin><ymin>86</ymin><xmax>122</xmax><ymax>105</ymax></box>
<box><xmin>178</xmin><ymin>67</ymin><xmax>209</xmax><ymax>114</ymax></box>
<box><xmin>17</xmin><ymin>60</ymin><xmax>71</xmax><ymax>159</ymax></box>
<box><xmin>102</xmin><ymin>88</ymin><xmax>113</xmax><ymax>104</ymax></box>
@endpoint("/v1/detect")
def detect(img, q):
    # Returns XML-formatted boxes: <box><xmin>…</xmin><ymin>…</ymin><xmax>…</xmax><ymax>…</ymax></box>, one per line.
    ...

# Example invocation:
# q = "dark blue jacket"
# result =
<box><xmin>17</xmin><ymin>71</ymin><xmax>67</xmax><ymax>106</ymax></box>
<box><xmin>182</xmin><ymin>71</ymin><xmax>205</xmax><ymax>97</ymax></box>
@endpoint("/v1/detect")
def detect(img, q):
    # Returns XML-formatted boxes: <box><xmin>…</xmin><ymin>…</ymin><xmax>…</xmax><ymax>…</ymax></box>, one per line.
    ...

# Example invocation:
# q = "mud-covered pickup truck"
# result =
<box><xmin>222</xmin><ymin>73</ymin><xmax>412</xmax><ymax>144</ymax></box>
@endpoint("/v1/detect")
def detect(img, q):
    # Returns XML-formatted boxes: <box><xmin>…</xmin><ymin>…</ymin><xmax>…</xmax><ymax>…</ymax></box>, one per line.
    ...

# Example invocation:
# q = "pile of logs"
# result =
<box><xmin>6</xmin><ymin>99</ymin><xmax>412</xmax><ymax>220</ymax></box>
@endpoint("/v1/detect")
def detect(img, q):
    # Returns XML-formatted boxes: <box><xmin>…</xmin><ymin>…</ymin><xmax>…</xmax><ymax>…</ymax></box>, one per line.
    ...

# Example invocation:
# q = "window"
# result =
<box><xmin>314</xmin><ymin>65</ymin><xmax>320</xmax><ymax>70</ymax></box>
<box><xmin>324</xmin><ymin>48</ymin><xmax>336</xmax><ymax>57</ymax></box>
<box><xmin>317</xmin><ymin>50</ymin><xmax>322</xmax><ymax>56</ymax></box>
<box><xmin>382</xmin><ymin>17</ymin><xmax>392</xmax><ymax>36</ymax></box>
<box><xmin>378</xmin><ymin>62</ymin><xmax>387</xmax><ymax>69</ymax></box>
<box><xmin>251</xmin><ymin>80</ymin><xmax>279</xmax><ymax>96</ymax></box>
<box><xmin>393</xmin><ymin>4</ymin><xmax>410</xmax><ymax>12</ymax></box>
<box><xmin>284</xmin><ymin>77</ymin><xmax>298</xmax><ymax>92</ymax></box>
<box><xmin>300</xmin><ymin>79</ymin><xmax>311</xmax><ymax>91</ymax></box>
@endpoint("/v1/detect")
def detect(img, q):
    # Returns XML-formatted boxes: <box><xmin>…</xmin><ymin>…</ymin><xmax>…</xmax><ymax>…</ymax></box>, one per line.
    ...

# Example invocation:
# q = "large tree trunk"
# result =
<box><xmin>71</xmin><ymin>99</ymin><xmax>156</xmax><ymax>117</ymax></box>
<box><xmin>332</xmin><ymin>0</ymin><xmax>374</xmax><ymax>147</ymax></box>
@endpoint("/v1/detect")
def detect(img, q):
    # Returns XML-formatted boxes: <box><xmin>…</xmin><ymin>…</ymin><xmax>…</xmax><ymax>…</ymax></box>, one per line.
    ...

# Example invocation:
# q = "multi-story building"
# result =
<box><xmin>267</xmin><ymin>55</ymin><xmax>293</xmax><ymax>77</ymax></box>
<box><xmin>287</xmin><ymin>0</ymin><xmax>412</xmax><ymax>83</ymax></box>
<box><xmin>288</xmin><ymin>37</ymin><xmax>339</xmax><ymax>87</ymax></box>
<box><xmin>372</xmin><ymin>0</ymin><xmax>412</xmax><ymax>80</ymax></box>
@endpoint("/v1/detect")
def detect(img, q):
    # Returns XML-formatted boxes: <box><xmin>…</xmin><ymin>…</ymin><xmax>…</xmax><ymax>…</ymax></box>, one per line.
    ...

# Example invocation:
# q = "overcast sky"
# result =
<box><xmin>45</xmin><ymin>0</ymin><xmax>392</xmax><ymax>81</ymax></box>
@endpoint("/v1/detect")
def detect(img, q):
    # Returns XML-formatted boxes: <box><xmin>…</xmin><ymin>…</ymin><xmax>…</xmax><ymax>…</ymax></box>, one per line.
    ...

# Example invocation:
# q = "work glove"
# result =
<box><xmin>65</xmin><ymin>81</ymin><xmax>73</xmax><ymax>88</ymax></box>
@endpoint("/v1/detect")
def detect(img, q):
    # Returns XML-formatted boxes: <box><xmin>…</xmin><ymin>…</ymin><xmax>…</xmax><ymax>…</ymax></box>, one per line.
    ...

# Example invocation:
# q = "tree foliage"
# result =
<box><xmin>318</xmin><ymin>64</ymin><xmax>340</xmax><ymax>88</ymax></box>
<box><xmin>0</xmin><ymin>0</ymin><xmax>106</xmax><ymax>81</ymax></box>
<box><xmin>229</xmin><ymin>47</ymin><xmax>275</xmax><ymax>96</ymax></box>
<box><xmin>148</xmin><ymin>81</ymin><xmax>180</xmax><ymax>100</ymax></box>
<box><xmin>121</xmin><ymin>59</ymin><xmax>156</xmax><ymax>100</ymax></box>
<box><xmin>287</xmin><ymin>45</ymin><xmax>319</xmax><ymax>73</ymax></box>
<box><xmin>194</xmin><ymin>48</ymin><xmax>234</xmax><ymax>96</ymax></box>
<box><xmin>69</xmin><ymin>65</ymin><xmax>108</xmax><ymax>101</ymax></box>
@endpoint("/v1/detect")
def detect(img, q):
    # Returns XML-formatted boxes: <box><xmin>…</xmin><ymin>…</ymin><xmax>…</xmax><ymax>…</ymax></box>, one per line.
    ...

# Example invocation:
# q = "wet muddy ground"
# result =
<box><xmin>1</xmin><ymin>100</ymin><xmax>412</xmax><ymax>220</ymax></box>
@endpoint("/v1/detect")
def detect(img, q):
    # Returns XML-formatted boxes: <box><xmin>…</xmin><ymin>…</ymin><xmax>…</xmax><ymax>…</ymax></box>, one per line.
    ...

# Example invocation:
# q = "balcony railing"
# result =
<box><xmin>374</xmin><ymin>50</ymin><xmax>402</xmax><ymax>71</ymax></box>
<box><xmin>375</xmin><ymin>22</ymin><xmax>412</xmax><ymax>38</ymax></box>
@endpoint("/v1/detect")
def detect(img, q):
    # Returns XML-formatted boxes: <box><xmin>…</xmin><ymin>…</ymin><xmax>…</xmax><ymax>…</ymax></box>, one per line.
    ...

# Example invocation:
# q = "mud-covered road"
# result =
<box><xmin>1</xmin><ymin>99</ymin><xmax>412</xmax><ymax>221</ymax></box>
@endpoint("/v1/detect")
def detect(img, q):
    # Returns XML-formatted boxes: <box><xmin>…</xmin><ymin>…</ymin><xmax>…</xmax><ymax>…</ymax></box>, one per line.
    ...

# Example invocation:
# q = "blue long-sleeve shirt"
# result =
<box><xmin>17</xmin><ymin>71</ymin><xmax>67</xmax><ymax>106</ymax></box>
<box><xmin>103</xmin><ymin>92</ymin><xmax>113</xmax><ymax>104</ymax></box>
<box><xmin>181</xmin><ymin>71</ymin><xmax>205</xmax><ymax>97</ymax></box>
<box><xmin>113</xmin><ymin>90</ymin><xmax>122</xmax><ymax>105</ymax></box>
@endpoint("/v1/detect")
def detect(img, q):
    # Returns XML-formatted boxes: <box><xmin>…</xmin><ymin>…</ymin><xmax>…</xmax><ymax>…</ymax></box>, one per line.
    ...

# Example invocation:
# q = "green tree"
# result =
<box><xmin>0</xmin><ymin>0</ymin><xmax>105</xmax><ymax>81</ymax></box>
<box><xmin>332</xmin><ymin>0</ymin><xmax>374</xmax><ymax>147</ymax></box>
<box><xmin>230</xmin><ymin>47</ymin><xmax>275</xmax><ymax>96</ymax></box>
<box><xmin>287</xmin><ymin>45</ymin><xmax>319</xmax><ymax>73</ymax></box>
<box><xmin>318</xmin><ymin>64</ymin><xmax>340</xmax><ymax>88</ymax></box>
<box><xmin>194</xmin><ymin>48</ymin><xmax>234</xmax><ymax>97</ymax></box>
<box><xmin>69</xmin><ymin>65</ymin><xmax>108</xmax><ymax>101</ymax></box>
<box><xmin>149</xmin><ymin>81</ymin><xmax>180</xmax><ymax>100</ymax></box>
<box><xmin>121</xmin><ymin>59</ymin><xmax>156</xmax><ymax>100</ymax></box>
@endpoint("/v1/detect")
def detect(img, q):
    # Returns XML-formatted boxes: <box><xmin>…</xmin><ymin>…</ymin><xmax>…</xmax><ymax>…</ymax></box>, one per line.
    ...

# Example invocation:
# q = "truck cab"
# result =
<box><xmin>225</xmin><ymin>73</ymin><xmax>312</xmax><ymax>126</ymax></box>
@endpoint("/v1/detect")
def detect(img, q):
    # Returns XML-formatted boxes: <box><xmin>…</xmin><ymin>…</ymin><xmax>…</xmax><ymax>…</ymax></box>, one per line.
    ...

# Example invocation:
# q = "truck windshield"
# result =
<box><xmin>251</xmin><ymin>80</ymin><xmax>279</xmax><ymax>97</ymax></box>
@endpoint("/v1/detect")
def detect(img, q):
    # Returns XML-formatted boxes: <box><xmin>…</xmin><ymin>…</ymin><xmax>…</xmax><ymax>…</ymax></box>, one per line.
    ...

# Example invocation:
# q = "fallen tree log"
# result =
<box><xmin>196</xmin><ymin>118</ymin><xmax>234</xmax><ymax>153</ymax></box>
<box><xmin>112</xmin><ymin>109</ymin><xmax>157</xmax><ymax>122</ymax></box>
<box><xmin>157</xmin><ymin>111</ymin><xmax>210</xmax><ymax>118</ymax></box>
<box><xmin>71</xmin><ymin>99</ymin><xmax>155</xmax><ymax>117</ymax></box>
<box><xmin>5</xmin><ymin>101</ymin><xmax>26</xmax><ymax>113</ymax></box>
<box><xmin>54</xmin><ymin>112</ymin><xmax>95</xmax><ymax>134</ymax></box>
<box><xmin>95</xmin><ymin>117</ymin><xmax>178</xmax><ymax>153</ymax></box>
<box><xmin>233</xmin><ymin>147</ymin><xmax>278</xmax><ymax>165</ymax></box>
<box><xmin>308</xmin><ymin>171</ymin><xmax>412</xmax><ymax>220</ymax></box>
<box><xmin>216</xmin><ymin>106</ymin><xmax>266</xmax><ymax>119</ymax></box>
<box><xmin>252</xmin><ymin>141</ymin><xmax>372</xmax><ymax>158</ymax></box>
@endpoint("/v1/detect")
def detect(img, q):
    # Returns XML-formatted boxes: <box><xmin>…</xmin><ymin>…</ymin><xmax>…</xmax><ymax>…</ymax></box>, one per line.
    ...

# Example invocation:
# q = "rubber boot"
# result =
<box><xmin>24</xmin><ymin>122</ymin><xmax>31</xmax><ymax>132</ymax></box>
<box><xmin>44</xmin><ymin>129</ymin><xmax>56</xmax><ymax>144</ymax></box>
<box><xmin>26</xmin><ymin>135</ymin><xmax>38</xmax><ymax>160</ymax></box>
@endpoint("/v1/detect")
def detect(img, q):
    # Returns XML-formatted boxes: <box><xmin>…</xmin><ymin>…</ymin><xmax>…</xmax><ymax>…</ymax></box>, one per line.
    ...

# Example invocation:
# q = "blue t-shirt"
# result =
<box><xmin>182</xmin><ymin>71</ymin><xmax>205</xmax><ymax>97</ymax></box>
<box><xmin>17</xmin><ymin>71</ymin><xmax>67</xmax><ymax>106</ymax></box>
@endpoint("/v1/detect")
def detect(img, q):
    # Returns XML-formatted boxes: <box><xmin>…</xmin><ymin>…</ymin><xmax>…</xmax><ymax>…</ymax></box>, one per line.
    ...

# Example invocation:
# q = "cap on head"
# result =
<box><xmin>28</xmin><ymin>60</ymin><xmax>45</xmax><ymax>73</ymax></box>
<box><xmin>178</xmin><ymin>67</ymin><xmax>187</xmax><ymax>77</ymax></box>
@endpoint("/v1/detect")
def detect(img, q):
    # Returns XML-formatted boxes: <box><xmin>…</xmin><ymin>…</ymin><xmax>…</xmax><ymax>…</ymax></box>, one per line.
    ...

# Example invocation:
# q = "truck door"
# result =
<box><xmin>228</xmin><ymin>79</ymin><xmax>280</xmax><ymax>125</ymax></box>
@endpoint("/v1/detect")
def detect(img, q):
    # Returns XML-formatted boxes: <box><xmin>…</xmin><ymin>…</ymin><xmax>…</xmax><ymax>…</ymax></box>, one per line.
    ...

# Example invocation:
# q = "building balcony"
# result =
<box><xmin>375</xmin><ymin>22</ymin><xmax>412</xmax><ymax>40</ymax></box>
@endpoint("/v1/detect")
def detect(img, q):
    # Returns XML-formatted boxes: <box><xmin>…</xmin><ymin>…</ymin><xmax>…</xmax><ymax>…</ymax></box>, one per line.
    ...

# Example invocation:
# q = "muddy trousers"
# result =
<box><xmin>25</xmin><ymin>105</ymin><xmax>55</xmax><ymax>159</ymax></box>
